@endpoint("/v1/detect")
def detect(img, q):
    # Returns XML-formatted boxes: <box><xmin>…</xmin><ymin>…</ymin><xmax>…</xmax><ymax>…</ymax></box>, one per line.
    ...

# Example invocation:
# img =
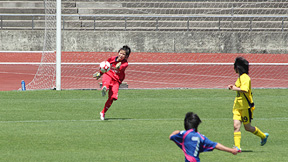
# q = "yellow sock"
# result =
<box><xmin>234</xmin><ymin>132</ymin><xmax>241</xmax><ymax>148</ymax></box>
<box><xmin>253</xmin><ymin>127</ymin><xmax>266</xmax><ymax>139</ymax></box>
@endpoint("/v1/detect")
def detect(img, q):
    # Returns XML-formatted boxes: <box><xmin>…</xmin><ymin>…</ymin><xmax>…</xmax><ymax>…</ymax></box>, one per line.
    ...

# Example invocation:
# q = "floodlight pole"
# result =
<box><xmin>56</xmin><ymin>0</ymin><xmax>61</xmax><ymax>90</ymax></box>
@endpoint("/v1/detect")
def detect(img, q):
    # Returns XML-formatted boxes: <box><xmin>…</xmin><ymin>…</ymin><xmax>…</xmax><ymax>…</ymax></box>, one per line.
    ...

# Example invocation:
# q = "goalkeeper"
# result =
<box><xmin>93</xmin><ymin>45</ymin><xmax>131</xmax><ymax>120</ymax></box>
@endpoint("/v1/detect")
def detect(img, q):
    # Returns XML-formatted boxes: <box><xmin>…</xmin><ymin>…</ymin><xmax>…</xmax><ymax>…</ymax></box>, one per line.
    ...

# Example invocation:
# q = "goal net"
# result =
<box><xmin>26</xmin><ymin>0</ymin><xmax>288</xmax><ymax>90</ymax></box>
<box><xmin>26</xmin><ymin>0</ymin><xmax>57</xmax><ymax>90</ymax></box>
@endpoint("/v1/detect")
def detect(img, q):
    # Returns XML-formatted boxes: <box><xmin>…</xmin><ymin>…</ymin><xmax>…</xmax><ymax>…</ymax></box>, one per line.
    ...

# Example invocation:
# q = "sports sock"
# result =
<box><xmin>101</xmin><ymin>107</ymin><xmax>108</xmax><ymax>114</ymax></box>
<box><xmin>253</xmin><ymin>127</ymin><xmax>266</xmax><ymax>139</ymax></box>
<box><xmin>102</xmin><ymin>98</ymin><xmax>114</xmax><ymax>114</ymax></box>
<box><xmin>234</xmin><ymin>132</ymin><xmax>241</xmax><ymax>148</ymax></box>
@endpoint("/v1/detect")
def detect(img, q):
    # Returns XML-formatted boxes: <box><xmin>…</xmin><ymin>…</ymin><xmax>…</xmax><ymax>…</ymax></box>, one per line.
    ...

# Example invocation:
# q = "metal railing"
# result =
<box><xmin>0</xmin><ymin>14</ymin><xmax>288</xmax><ymax>31</ymax></box>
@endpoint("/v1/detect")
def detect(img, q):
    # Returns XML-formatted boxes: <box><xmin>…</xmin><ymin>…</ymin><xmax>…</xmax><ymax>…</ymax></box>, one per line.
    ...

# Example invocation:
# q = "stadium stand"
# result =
<box><xmin>0</xmin><ymin>0</ymin><xmax>287</xmax><ymax>30</ymax></box>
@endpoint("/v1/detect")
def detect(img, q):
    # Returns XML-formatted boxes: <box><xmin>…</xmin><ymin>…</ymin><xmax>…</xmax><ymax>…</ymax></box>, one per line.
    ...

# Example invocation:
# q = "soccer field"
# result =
<box><xmin>0</xmin><ymin>89</ymin><xmax>287</xmax><ymax>162</ymax></box>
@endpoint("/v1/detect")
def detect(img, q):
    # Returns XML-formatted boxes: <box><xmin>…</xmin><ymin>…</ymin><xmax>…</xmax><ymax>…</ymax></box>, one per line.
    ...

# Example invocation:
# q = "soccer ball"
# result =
<box><xmin>99</xmin><ymin>61</ymin><xmax>111</xmax><ymax>73</ymax></box>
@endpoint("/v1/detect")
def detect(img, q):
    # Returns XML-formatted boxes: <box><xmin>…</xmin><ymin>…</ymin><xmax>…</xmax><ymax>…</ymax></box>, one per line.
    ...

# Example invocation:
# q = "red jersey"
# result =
<box><xmin>103</xmin><ymin>56</ymin><xmax>128</xmax><ymax>84</ymax></box>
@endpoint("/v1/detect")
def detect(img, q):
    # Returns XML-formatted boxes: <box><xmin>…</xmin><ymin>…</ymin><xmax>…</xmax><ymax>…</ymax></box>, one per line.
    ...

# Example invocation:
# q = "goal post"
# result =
<box><xmin>56</xmin><ymin>0</ymin><xmax>61</xmax><ymax>90</ymax></box>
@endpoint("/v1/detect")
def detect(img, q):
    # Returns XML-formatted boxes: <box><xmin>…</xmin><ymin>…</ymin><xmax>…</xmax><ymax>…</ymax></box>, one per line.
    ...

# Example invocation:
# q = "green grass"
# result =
<box><xmin>0</xmin><ymin>89</ymin><xmax>287</xmax><ymax>162</ymax></box>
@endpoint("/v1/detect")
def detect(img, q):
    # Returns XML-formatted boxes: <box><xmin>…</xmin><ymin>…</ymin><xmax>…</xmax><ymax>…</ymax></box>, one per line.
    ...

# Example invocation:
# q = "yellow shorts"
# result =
<box><xmin>233</xmin><ymin>107</ymin><xmax>254</xmax><ymax>125</ymax></box>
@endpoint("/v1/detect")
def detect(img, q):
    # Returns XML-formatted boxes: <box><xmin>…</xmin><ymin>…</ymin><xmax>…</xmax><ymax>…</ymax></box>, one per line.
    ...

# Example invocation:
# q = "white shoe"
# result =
<box><xmin>100</xmin><ymin>112</ymin><xmax>105</xmax><ymax>120</ymax></box>
<box><xmin>102</xmin><ymin>86</ymin><xmax>107</xmax><ymax>97</ymax></box>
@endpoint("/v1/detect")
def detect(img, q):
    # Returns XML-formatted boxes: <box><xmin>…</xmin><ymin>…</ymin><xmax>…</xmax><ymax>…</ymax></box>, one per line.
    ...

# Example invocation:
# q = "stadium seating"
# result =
<box><xmin>0</xmin><ymin>0</ymin><xmax>287</xmax><ymax>30</ymax></box>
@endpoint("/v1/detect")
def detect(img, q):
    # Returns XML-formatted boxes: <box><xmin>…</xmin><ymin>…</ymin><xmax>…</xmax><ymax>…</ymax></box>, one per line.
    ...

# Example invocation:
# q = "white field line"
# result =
<box><xmin>0</xmin><ymin>62</ymin><xmax>288</xmax><ymax>65</ymax></box>
<box><xmin>0</xmin><ymin>117</ymin><xmax>287</xmax><ymax>123</ymax></box>
<box><xmin>0</xmin><ymin>71</ymin><xmax>36</xmax><ymax>75</ymax></box>
<box><xmin>0</xmin><ymin>51</ymin><xmax>54</xmax><ymax>53</ymax></box>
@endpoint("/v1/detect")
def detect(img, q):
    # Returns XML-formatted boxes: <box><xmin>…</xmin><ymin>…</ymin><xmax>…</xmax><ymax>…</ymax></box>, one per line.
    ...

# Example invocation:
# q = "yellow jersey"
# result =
<box><xmin>233</xmin><ymin>73</ymin><xmax>254</xmax><ymax>110</ymax></box>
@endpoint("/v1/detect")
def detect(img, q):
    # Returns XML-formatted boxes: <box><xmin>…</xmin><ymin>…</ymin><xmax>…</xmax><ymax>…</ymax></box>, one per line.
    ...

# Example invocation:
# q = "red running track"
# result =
<box><xmin>0</xmin><ymin>52</ymin><xmax>287</xmax><ymax>91</ymax></box>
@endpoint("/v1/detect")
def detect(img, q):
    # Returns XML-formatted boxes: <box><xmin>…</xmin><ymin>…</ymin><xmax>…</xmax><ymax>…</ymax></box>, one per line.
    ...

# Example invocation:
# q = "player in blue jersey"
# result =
<box><xmin>170</xmin><ymin>112</ymin><xmax>238</xmax><ymax>162</ymax></box>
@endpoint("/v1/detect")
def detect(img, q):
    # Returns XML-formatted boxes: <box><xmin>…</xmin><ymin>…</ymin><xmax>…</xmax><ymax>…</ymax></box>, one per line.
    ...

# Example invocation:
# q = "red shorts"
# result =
<box><xmin>102</xmin><ymin>74</ymin><xmax>120</xmax><ymax>100</ymax></box>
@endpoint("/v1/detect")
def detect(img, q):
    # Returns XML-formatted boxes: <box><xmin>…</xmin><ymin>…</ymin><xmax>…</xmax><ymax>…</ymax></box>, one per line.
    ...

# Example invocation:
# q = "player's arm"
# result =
<box><xmin>228</xmin><ymin>75</ymin><xmax>249</xmax><ymax>92</ymax></box>
<box><xmin>116</xmin><ymin>62</ymin><xmax>121</xmax><ymax>69</ymax></box>
<box><xmin>93</xmin><ymin>71</ymin><xmax>103</xmax><ymax>80</ymax></box>
<box><xmin>228</xmin><ymin>85</ymin><xmax>248</xmax><ymax>93</ymax></box>
<box><xmin>169</xmin><ymin>130</ymin><xmax>180</xmax><ymax>140</ymax></box>
<box><xmin>117</xmin><ymin>62</ymin><xmax>128</xmax><ymax>71</ymax></box>
<box><xmin>215</xmin><ymin>143</ymin><xmax>238</xmax><ymax>155</ymax></box>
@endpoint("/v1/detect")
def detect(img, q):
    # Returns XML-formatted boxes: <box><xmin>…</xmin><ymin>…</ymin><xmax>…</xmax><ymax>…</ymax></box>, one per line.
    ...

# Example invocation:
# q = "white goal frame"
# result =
<box><xmin>56</xmin><ymin>0</ymin><xmax>61</xmax><ymax>90</ymax></box>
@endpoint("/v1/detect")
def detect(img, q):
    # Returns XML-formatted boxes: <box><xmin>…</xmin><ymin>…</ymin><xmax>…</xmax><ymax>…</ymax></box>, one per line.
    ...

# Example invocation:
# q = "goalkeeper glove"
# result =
<box><xmin>93</xmin><ymin>72</ymin><xmax>102</xmax><ymax>80</ymax></box>
<box><xmin>116</xmin><ymin>62</ymin><xmax>121</xmax><ymax>69</ymax></box>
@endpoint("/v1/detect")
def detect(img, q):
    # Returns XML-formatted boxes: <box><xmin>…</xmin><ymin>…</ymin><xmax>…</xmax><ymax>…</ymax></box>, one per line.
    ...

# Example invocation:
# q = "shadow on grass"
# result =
<box><xmin>241</xmin><ymin>150</ymin><xmax>253</xmax><ymax>152</ymax></box>
<box><xmin>105</xmin><ymin>118</ymin><xmax>132</xmax><ymax>121</ymax></box>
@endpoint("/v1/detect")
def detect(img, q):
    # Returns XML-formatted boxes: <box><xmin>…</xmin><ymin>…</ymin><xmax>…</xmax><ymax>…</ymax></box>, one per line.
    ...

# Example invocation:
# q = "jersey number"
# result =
<box><xmin>192</xmin><ymin>136</ymin><xmax>200</xmax><ymax>156</ymax></box>
<box><xmin>242</xmin><ymin>116</ymin><xmax>248</xmax><ymax>122</ymax></box>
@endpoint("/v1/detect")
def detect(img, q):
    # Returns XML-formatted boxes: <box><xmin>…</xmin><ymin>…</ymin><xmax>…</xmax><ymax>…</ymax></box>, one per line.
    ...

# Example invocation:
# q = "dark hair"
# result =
<box><xmin>184</xmin><ymin>112</ymin><xmax>202</xmax><ymax>132</ymax></box>
<box><xmin>118</xmin><ymin>45</ymin><xmax>131</xmax><ymax>59</ymax></box>
<box><xmin>234</xmin><ymin>56</ymin><xmax>249</xmax><ymax>75</ymax></box>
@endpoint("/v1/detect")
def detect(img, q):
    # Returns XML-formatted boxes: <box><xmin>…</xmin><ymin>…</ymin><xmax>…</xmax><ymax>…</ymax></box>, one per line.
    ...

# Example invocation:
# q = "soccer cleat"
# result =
<box><xmin>236</xmin><ymin>147</ymin><xmax>242</xmax><ymax>153</ymax></box>
<box><xmin>93</xmin><ymin>72</ymin><xmax>101</xmax><ymax>80</ymax></box>
<box><xmin>100</xmin><ymin>112</ymin><xmax>105</xmax><ymax>120</ymax></box>
<box><xmin>261</xmin><ymin>133</ymin><xmax>269</xmax><ymax>146</ymax></box>
<box><xmin>233</xmin><ymin>146</ymin><xmax>241</xmax><ymax>153</ymax></box>
<box><xmin>101</xmin><ymin>86</ymin><xmax>107</xmax><ymax>97</ymax></box>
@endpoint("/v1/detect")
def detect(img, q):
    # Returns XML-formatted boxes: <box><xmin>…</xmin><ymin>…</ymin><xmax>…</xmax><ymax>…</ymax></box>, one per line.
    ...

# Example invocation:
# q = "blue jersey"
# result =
<box><xmin>170</xmin><ymin>129</ymin><xmax>217</xmax><ymax>162</ymax></box>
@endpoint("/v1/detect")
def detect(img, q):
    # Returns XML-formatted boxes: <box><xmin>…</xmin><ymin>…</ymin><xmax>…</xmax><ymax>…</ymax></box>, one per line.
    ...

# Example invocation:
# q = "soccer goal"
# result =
<box><xmin>26</xmin><ymin>0</ymin><xmax>288</xmax><ymax>90</ymax></box>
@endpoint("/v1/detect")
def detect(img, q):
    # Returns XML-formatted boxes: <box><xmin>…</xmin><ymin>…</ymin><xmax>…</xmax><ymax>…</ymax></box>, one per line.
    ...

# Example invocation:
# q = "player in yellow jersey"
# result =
<box><xmin>228</xmin><ymin>56</ymin><xmax>269</xmax><ymax>152</ymax></box>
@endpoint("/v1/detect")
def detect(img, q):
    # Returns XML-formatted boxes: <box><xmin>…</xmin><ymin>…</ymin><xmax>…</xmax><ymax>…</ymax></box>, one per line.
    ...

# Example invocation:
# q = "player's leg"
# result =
<box><xmin>100</xmin><ymin>92</ymin><xmax>114</xmax><ymax>120</ymax></box>
<box><xmin>100</xmin><ymin>82</ymin><xmax>119</xmax><ymax>120</ymax></box>
<box><xmin>99</xmin><ymin>75</ymin><xmax>113</xmax><ymax>120</ymax></box>
<box><xmin>233</xmin><ymin>109</ymin><xmax>242</xmax><ymax>150</ymax></box>
<box><xmin>101</xmin><ymin>97</ymin><xmax>113</xmax><ymax>113</ymax></box>
<box><xmin>233</xmin><ymin>120</ymin><xmax>242</xmax><ymax>150</ymax></box>
<box><xmin>243</xmin><ymin>109</ymin><xmax>269</xmax><ymax>146</ymax></box>
<box><xmin>110</xmin><ymin>81</ymin><xmax>120</xmax><ymax>100</ymax></box>
<box><xmin>101</xmin><ymin>74</ymin><xmax>112</xmax><ymax>97</ymax></box>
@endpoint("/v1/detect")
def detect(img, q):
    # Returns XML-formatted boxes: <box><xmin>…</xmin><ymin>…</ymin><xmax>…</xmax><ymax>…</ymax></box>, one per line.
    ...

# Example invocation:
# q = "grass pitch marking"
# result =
<box><xmin>0</xmin><ymin>117</ymin><xmax>287</xmax><ymax>124</ymax></box>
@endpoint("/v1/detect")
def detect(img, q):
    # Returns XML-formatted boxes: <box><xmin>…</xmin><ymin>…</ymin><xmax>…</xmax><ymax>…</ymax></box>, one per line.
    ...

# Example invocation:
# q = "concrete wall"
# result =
<box><xmin>1</xmin><ymin>30</ymin><xmax>287</xmax><ymax>54</ymax></box>
<box><xmin>0</xmin><ymin>30</ymin><xmax>44</xmax><ymax>51</ymax></box>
